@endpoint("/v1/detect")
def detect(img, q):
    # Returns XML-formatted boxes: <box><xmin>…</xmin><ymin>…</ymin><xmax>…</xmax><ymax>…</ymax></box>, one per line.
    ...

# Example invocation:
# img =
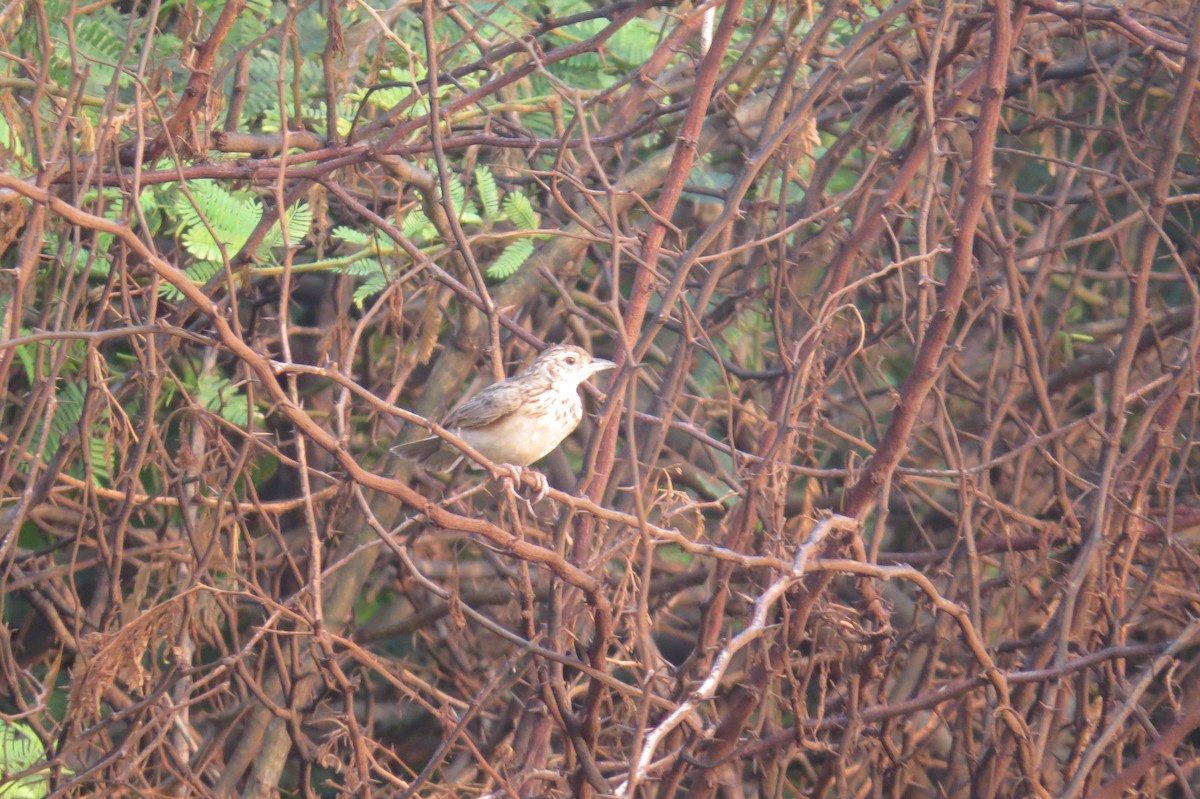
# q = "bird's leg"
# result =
<box><xmin>524</xmin><ymin>469</ymin><xmax>549</xmax><ymax>504</ymax></box>
<box><xmin>494</xmin><ymin>464</ymin><xmax>549</xmax><ymax>506</ymax></box>
<box><xmin>495</xmin><ymin>464</ymin><xmax>523</xmax><ymax>506</ymax></box>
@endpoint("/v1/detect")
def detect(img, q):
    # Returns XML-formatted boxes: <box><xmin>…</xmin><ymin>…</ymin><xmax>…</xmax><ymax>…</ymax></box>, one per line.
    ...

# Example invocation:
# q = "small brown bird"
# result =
<box><xmin>393</xmin><ymin>344</ymin><xmax>615</xmax><ymax>497</ymax></box>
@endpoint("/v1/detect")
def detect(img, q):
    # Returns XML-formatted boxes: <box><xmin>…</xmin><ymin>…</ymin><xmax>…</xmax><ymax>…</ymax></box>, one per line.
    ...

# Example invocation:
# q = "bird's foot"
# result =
<box><xmin>526</xmin><ymin>470</ymin><xmax>549</xmax><ymax>504</ymax></box>
<box><xmin>496</xmin><ymin>464</ymin><xmax>549</xmax><ymax>507</ymax></box>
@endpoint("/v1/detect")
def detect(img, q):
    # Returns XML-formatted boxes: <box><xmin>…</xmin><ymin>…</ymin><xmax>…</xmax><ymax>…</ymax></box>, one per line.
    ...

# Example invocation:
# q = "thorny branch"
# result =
<box><xmin>1</xmin><ymin>1</ymin><xmax>1199</xmax><ymax>797</ymax></box>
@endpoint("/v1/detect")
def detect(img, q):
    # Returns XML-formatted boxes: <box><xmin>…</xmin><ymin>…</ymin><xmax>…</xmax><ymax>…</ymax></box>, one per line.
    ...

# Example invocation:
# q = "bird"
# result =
<box><xmin>393</xmin><ymin>344</ymin><xmax>616</xmax><ymax>500</ymax></box>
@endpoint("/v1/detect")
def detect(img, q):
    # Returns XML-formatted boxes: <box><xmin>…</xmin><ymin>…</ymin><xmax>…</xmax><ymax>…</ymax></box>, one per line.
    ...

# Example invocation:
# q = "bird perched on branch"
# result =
<box><xmin>393</xmin><ymin>344</ymin><xmax>616</xmax><ymax>500</ymax></box>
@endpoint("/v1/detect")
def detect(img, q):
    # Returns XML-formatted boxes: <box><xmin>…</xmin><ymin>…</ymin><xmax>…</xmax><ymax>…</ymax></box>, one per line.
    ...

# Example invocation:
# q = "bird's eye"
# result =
<box><xmin>566</xmin><ymin>356</ymin><xmax>577</xmax><ymax>365</ymax></box>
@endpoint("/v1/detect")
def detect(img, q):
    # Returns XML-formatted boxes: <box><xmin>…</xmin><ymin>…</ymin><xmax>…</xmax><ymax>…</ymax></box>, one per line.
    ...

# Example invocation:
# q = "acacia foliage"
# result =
<box><xmin>1</xmin><ymin>0</ymin><xmax>1199</xmax><ymax>797</ymax></box>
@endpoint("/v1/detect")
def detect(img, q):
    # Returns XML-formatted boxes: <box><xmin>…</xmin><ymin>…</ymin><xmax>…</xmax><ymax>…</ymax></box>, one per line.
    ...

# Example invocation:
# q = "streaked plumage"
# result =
<box><xmin>393</xmin><ymin>344</ymin><xmax>615</xmax><ymax>470</ymax></box>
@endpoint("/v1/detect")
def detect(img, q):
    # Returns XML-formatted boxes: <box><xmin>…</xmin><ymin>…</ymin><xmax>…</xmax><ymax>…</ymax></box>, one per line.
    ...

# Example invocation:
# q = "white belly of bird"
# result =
<box><xmin>459</xmin><ymin>389</ymin><xmax>583</xmax><ymax>466</ymax></box>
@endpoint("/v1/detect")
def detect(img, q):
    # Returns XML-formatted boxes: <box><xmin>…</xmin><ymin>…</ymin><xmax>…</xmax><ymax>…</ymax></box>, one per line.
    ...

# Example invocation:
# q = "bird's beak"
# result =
<box><xmin>589</xmin><ymin>358</ymin><xmax>617</xmax><ymax>375</ymax></box>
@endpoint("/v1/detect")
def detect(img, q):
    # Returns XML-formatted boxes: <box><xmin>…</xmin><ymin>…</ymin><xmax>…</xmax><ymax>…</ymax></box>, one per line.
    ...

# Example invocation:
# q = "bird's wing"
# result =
<box><xmin>390</xmin><ymin>436</ymin><xmax>444</xmax><ymax>461</ymax></box>
<box><xmin>440</xmin><ymin>380</ymin><xmax>526</xmax><ymax>429</ymax></box>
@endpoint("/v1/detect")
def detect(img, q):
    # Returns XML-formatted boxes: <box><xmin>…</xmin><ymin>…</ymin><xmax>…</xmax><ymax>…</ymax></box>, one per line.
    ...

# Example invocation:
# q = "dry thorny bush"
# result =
<box><xmin>1</xmin><ymin>0</ymin><xmax>1199</xmax><ymax>796</ymax></box>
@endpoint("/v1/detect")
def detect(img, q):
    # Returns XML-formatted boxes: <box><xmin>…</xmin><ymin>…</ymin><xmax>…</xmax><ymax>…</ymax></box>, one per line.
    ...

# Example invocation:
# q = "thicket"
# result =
<box><xmin>1</xmin><ymin>0</ymin><xmax>1198</xmax><ymax>797</ymax></box>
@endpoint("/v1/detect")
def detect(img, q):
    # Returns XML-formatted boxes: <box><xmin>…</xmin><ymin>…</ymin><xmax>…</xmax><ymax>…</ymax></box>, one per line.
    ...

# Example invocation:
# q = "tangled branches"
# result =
<box><xmin>1</xmin><ymin>0</ymin><xmax>1199</xmax><ymax>796</ymax></box>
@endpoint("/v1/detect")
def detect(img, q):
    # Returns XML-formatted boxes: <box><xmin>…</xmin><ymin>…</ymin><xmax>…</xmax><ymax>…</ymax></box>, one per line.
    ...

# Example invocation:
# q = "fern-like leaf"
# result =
<box><xmin>344</xmin><ymin>257</ymin><xmax>385</xmax><ymax>277</ymax></box>
<box><xmin>87</xmin><ymin>428</ymin><xmax>112</xmax><ymax>486</ymax></box>
<box><xmin>367</xmin><ymin>85</ymin><xmax>407</xmax><ymax>110</ymax></box>
<box><xmin>48</xmin><ymin>381</ymin><xmax>85</xmax><ymax>445</ymax></box>
<box><xmin>0</xmin><ymin>719</ymin><xmax>50</xmax><ymax>799</ymax></box>
<box><xmin>175</xmin><ymin>182</ymin><xmax>261</xmax><ymax>260</ymax></box>
<box><xmin>401</xmin><ymin>209</ymin><xmax>435</xmax><ymax>241</ymax></box>
<box><xmin>159</xmin><ymin>261</ymin><xmax>222</xmax><ymax>302</ymax></box>
<box><xmin>174</xmin><ymin>182</ymin><xmax>252</xmax><ymax>233</ymax></box>
<box><xmin>181</xmin><ymin>227</ymin><xmax>227</xmax><ymax>263</ymax></box>
<box><xmin>475</xmin><ymin>167</ymin><xmax>500</xmax><ymax>220</ymax></box>
<box><xmin>487</xmin><ymin>238</ymin><xmax>535</xmax><ymax>280</ymax></box>
<box><xmin>444</xmin><ymin>174</ymin><xmax>465</xmax><ymax>212</ymax></box>
<box><xmin>353</xmin><ymin>266</ymin><xmax>390</xmax><ymax>309</ymax></box>
<box><xmin>240</xmin><ymin>53</ymin><xmax>281</xmax><ymax>121</ymax></box>
<box><xmin>198</xmin><ymin>373</ymin><xmax>251</xmax><ymax>428</ymax></box>
<box><xmin>608</xmin><ymin>18</ymin><xmax>662</xmax><ymax>66</ymax></box>
<box><xmin>504</xmin><ymin>192</ymin><xmax>540</xmax><ymax>231</ymax></box>
<box><xmin>333</xmin><ymin>226</ymin><xmax>373</xmax><ymax>245</ymax></box>
<box><xmin>14</xmin><ymin>328</ymin><xmax>37</xmax><ymax>384</ymax></box>
<box><xmin>259</xmin><ymin>202</ymin><xmax>312</xmax><ymax>251</ymax></box>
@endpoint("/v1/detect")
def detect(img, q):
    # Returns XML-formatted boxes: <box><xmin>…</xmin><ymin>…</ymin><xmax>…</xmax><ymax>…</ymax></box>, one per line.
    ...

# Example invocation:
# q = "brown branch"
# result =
<box><xmin>0</xmin><ymin>171</ymin><xmax>612</xmax><ymax>609</ymax></box>
<box><xmin>1024</xmin><ymin>0</ymin><xmax>1188</xmax><ymax>56</ymax></box>
<box><xmin>126</xmin><ymin>0</ymin><xmax>247</xmax><ymax>164</ymax></box>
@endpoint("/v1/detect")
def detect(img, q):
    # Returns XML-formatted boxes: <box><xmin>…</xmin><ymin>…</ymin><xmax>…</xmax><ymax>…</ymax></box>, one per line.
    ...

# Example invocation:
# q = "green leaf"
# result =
<box><xmin>520</xmin><ymin>110</ymin><xmax>559</xmax><ymax>139</ymax></box>
<box><xmin>487</xmin><ymin>238</ymin><xmax>535</xmax><ymax>280</ymax></box>
<box><xmin>0</xmin><ymin>114</ymin><xmax>25</xmax><ymax>159</ymax></box>
<box><xmin>444</xmin><ymin>174</ymin><xmax>465</xmax><ymax>211</ymax></box>
<box><xmin>345</xmin><ymin>257</ymin><xmax>385</xmax><ymax>277</ymax></box>
<box><xmin>13</xmin><ymin>327</ymin><xmax>37</xmax><ymax>384</ymax></box>
<box><xmin>353</xmin><ymin>275</ymin><xmax>389</xmax><ymax>309</ymax></box>
<box><xmin>401</xmin><ymin>209</ymin><xmax>435</xmax><ymax>242</ymax></box>
<box><xmin>367</xmin><ymin>85</ymin><xmax>406</xmax><ymax>109</ymax></box>
<box><xmin>0</xmin><ymin>719</ymin><xmax>50</xmax><ymax>799</ymax></box>
<box><xmin>236</xmin><ymin>52</ymin><xmax>277</xmax><ymax>121</ymax></box>
<box><xmin>87</xmin><ymin>429</ymin><xmax>112</xmax><ymax>485</ymax></box>
<box><xmin>607</xmin><ymin>18</ymin><xmax>662</xmax><ymax>66</ymax></box>
<box><xmin>181</xmin><ymin>226</ymin><xmax>227</xmax><ymax>262</ymax></box>
<box><xmin>503</xmin><ymin>192</ymin><xmax>539</xmax><ymax>231</ymax></box>
<box><xmin>333</xmin><ymin>226</ymin><xmax>373</xmax><ymax>246</ymax></box>
<box><xmin>174</xmin><ymin>182</ymin><xmax>261</xmax><ymax>261</ymax></box>
<box><xmin>258</xmin><ymin>202</ymin><xmax>312</xmax><ymax>251</ymax></box>
<box><xmin>28</xmin><ymin>381</ymin><xmax>114</xmax><ymax>486</ymax></box>
<box><xmin>159</xmin><ymin>261</ymin><xmax>222</xmax><ymax>302</ymax></box>
<box><xmin>474</xmin><ymin>166</ymin><xmax>500</xmax><ymax>220</ymax></box>
<box><xmin>136</xmin><ymin>185</ymin><xmax>165</xmax><ymax>235</ymax></box>
<box><xmin>353</xmin><ymin>266</ymin><xmax>389</xmax><ymax>309</ymax></box>
<box><xmin>442</xmin><ymin>174</ymin><xmax>479</xmax><ymax>222</ymax></box>
<box><xmin>47</xmin><ymin>381</ymin><xmax>85</xmax><ymax>451</ymax></box>
<box><xmin>197</xmin><ymin>373</ymin><xmax>250</xmax><ymax>428</ymax></box>
<box><xmin>71</xmin><ymin>8</ymin><xmax>130</xmax><ymax>91</ymax></box>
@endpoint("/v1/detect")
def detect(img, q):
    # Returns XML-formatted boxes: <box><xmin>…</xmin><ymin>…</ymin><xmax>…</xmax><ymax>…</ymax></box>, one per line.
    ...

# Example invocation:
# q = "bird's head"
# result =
<box><xmin>528</xmin><ymin>344</ymin><xmax>616</xmax><ymax>389</ymax></box>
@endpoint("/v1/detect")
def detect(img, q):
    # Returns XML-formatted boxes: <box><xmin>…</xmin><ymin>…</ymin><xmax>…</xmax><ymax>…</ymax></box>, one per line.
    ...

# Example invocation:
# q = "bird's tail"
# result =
<box><xmin>391</xmin><ymin>436</ymin><xmax>464</xmax><ymax>472</ymax></box>
<box><xmin>391</xmin><ymin>436</ymin><xmax>442</xmax><ymax>462</ymax></box>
